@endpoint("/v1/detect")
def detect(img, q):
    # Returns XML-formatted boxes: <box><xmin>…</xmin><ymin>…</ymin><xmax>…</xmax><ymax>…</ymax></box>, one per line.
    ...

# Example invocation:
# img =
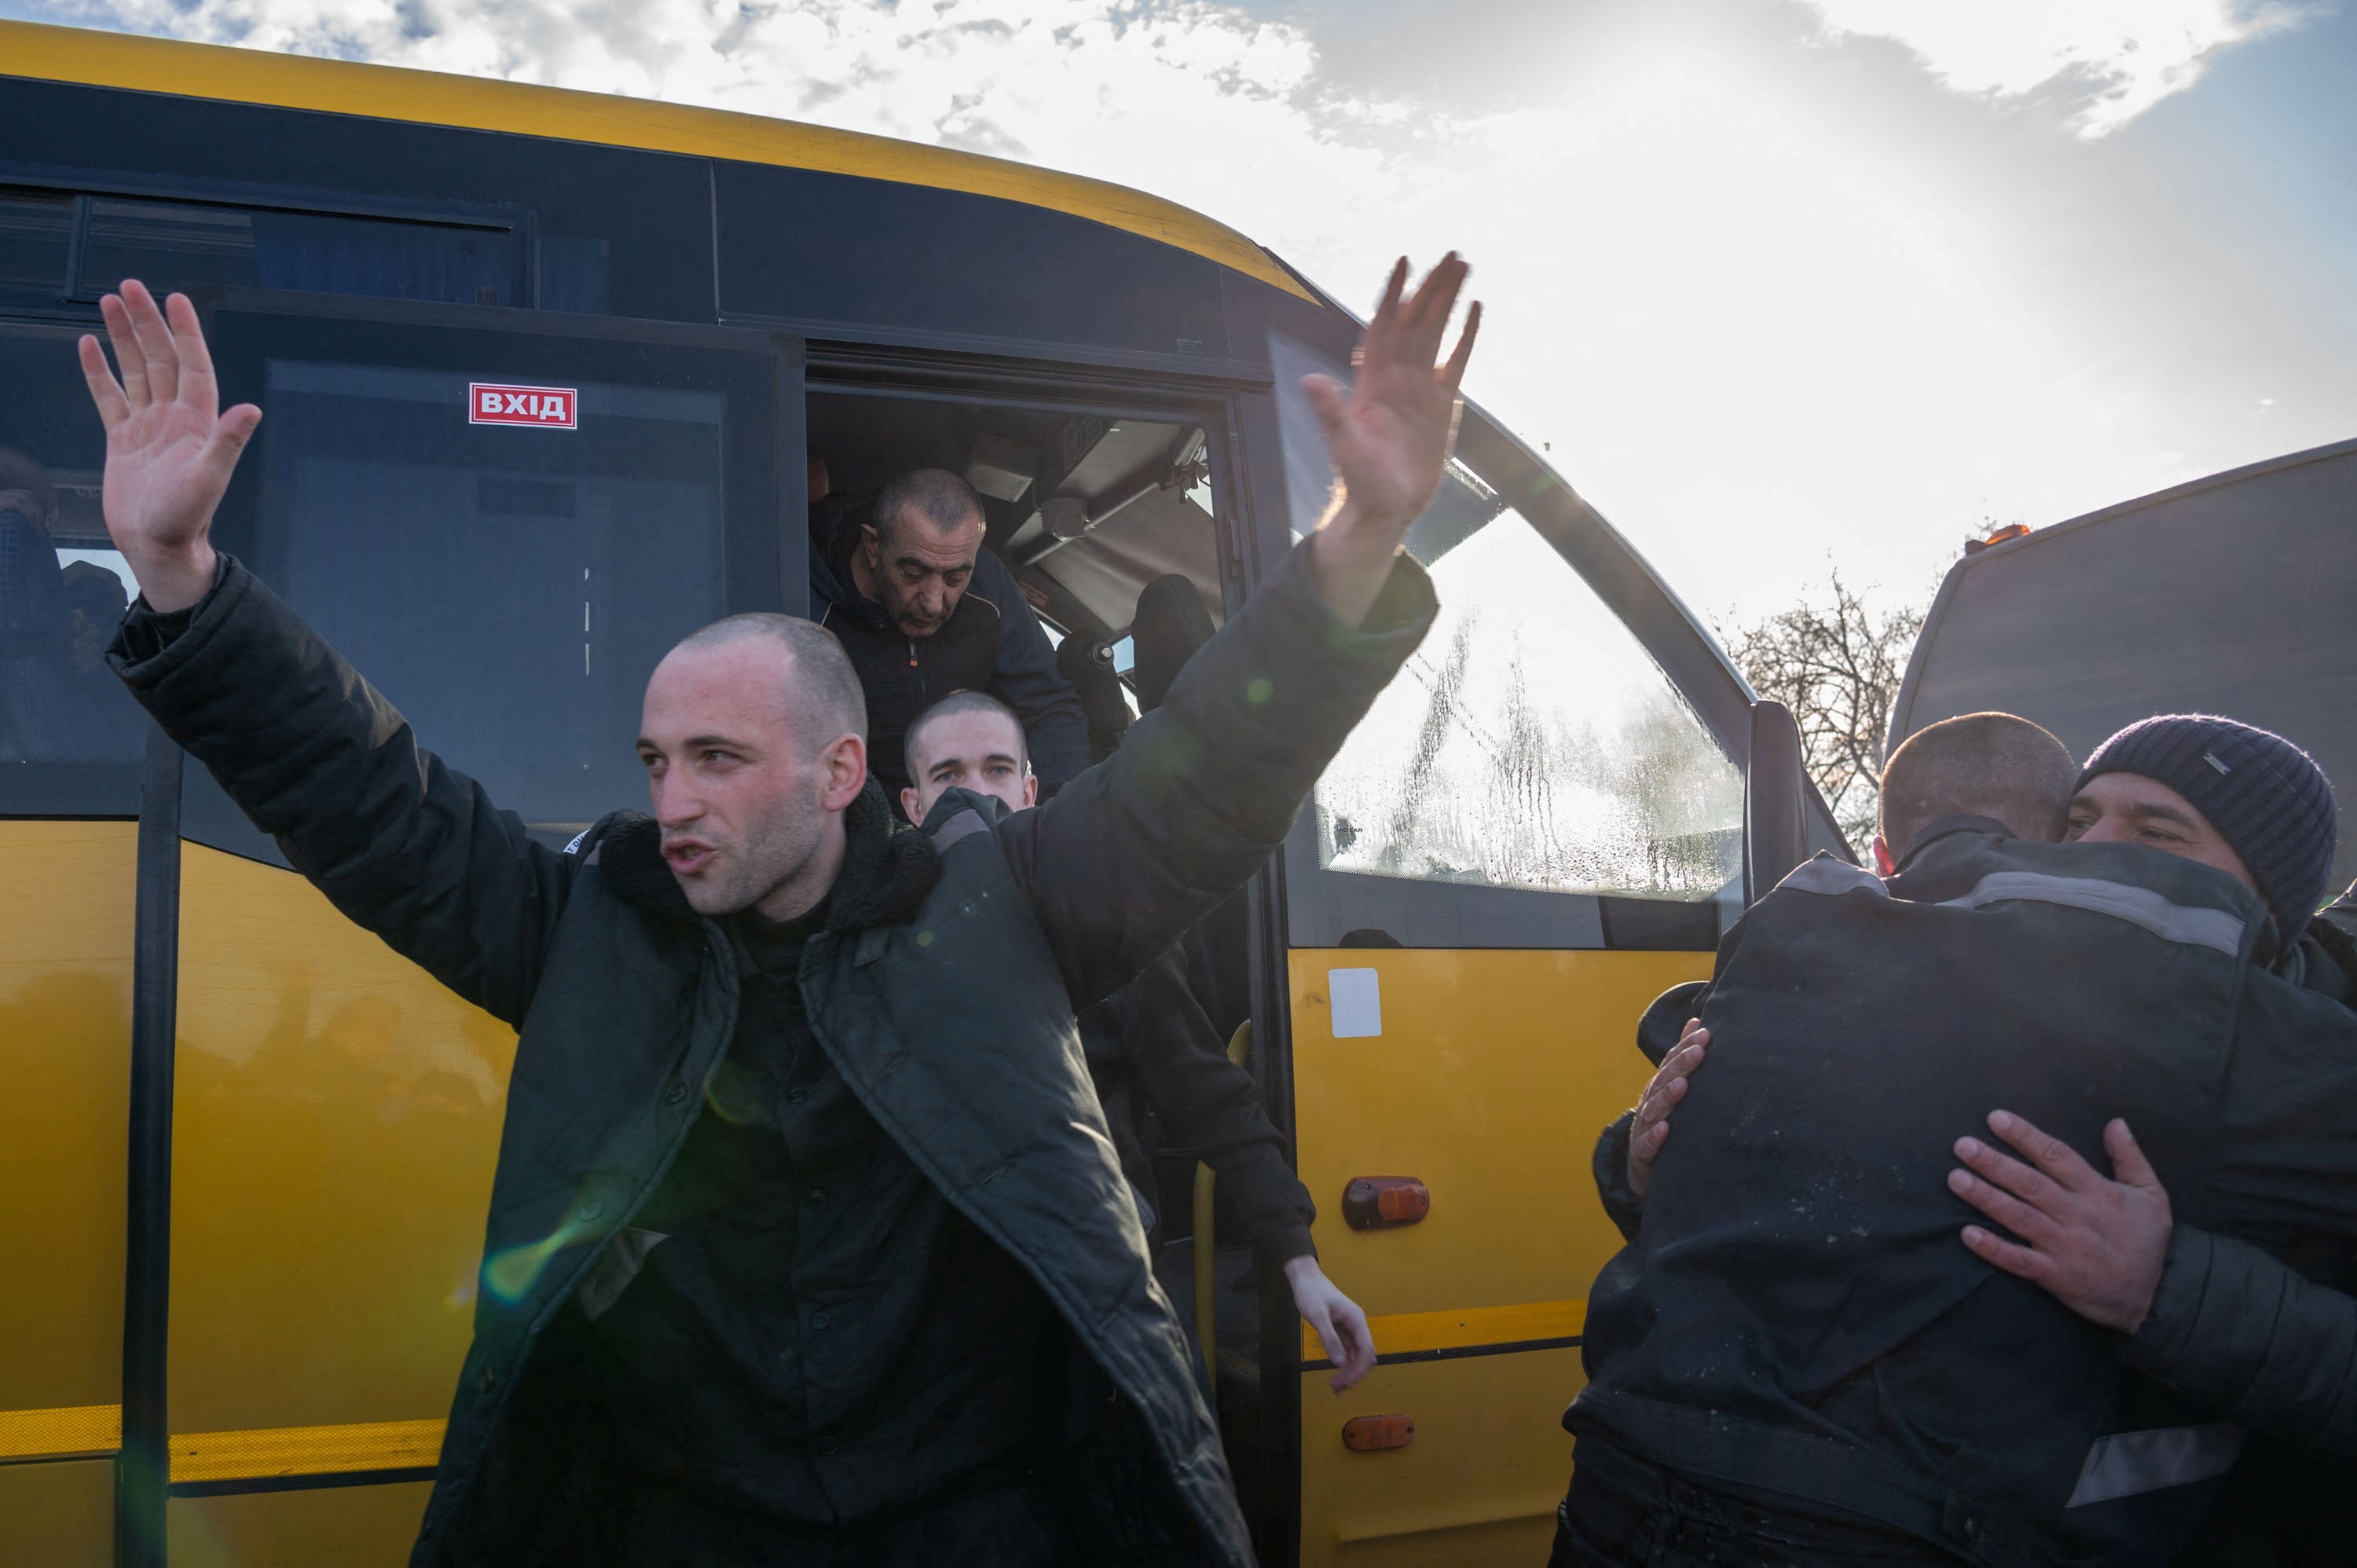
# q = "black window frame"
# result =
<box><xmin>0</xmin><ymin>161</ymin><xmax>534</xmax><ymax>312</ymax></box>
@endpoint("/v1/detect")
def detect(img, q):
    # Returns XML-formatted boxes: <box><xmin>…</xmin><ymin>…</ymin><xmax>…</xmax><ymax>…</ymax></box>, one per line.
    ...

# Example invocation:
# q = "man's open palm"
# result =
<box><xmin>78</xmin><ymin>280</ymin><xmax>261</xmax><ymax>611</ymax></box>
<box><xmin>1302</xmin><ymin>254</ymin><xmax>1480</xmax><ymax>529</ymax></box>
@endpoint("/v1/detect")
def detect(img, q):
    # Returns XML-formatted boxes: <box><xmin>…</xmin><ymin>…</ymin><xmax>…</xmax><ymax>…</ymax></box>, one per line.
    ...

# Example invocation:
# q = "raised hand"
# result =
<box><xmin>78</xmin><ymin>280</ymin><xmax>262</xmax><ymax>612</ymax></box>
<box><xmin>1303</xmin><ymin>254</ymin><xmax>1480</xmax><ymax>625</ymax></box>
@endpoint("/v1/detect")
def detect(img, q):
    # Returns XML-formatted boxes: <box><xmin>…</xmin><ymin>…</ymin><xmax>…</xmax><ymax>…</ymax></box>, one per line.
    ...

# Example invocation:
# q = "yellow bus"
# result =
<box><xmin>0</xmin><ymin>20</ymin><xmax>1842</xmax><ymax>1565</ymax></box>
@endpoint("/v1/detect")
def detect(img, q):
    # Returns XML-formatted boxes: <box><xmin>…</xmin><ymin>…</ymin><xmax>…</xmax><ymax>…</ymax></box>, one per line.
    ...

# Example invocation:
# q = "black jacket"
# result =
<box><xmin>808</xmin><ymin>507</ymin><xmax>1091</xmax><ymax>802</ymax></box>
<box><xmin>111</xmin><ymin>540</ymin><xmax>1433</xmax><ymax>1568</ymax></box>
<box><xmin>1079</xmin><ymin>943</ymin><xmax>1316</xmax><ymax>1266</ymax></box>
<box><xmin>1574</xmin><ymin>826</ymin><xmax>2357</xmax><ymax>1568</ymax></box>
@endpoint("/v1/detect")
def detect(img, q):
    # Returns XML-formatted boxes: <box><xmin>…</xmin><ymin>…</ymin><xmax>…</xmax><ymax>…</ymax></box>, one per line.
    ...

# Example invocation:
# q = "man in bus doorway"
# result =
<box><xmin>897</xmin><ymin>689</ymin><xmax>1378</xmax><ymax>1393</ymax></box>
<box><xmin>78</xmin><ymin>257</ymin><xmax>1479</xmax><ymax>1568</ymax></box>
<box><xmin>810</xmin><ymin>464</ymin><xmax>1094</xmax><ymax>808</ymax></box>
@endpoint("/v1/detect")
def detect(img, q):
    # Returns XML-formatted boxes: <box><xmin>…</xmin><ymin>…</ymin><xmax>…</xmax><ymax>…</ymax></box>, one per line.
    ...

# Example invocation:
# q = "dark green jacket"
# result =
<box><xmin>112</xmin><ymin>540</ymin><xmax>1434</xmax><ymax>1567</ymax></box>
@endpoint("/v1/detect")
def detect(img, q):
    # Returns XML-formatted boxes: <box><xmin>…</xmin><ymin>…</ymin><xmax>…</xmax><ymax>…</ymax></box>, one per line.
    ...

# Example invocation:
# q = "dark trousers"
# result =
<box><xmin>611</xmin><ymin>1472</ymin><xmax>1075</xmax><ymax>1567</ymax></box>
<box><xmin>1549</xmin><ymin>1431</ymin><xmax>1966</xmax><ymax>1568</ymax></box>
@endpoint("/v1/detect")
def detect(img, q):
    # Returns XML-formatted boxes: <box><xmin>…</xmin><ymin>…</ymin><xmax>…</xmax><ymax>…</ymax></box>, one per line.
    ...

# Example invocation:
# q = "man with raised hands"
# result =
<box><xmin>80</xmin><ymin>262</ymin><xmax>1476</xmax><ymax>1568</ymax></box>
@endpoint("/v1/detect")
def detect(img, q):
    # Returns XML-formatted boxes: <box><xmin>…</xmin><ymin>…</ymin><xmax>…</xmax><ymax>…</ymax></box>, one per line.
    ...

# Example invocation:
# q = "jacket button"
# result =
<box><xmin>806</xmin><ymin>1189</ymin><xmax>828</xmax><ymax>1207</ymax></box>
<box><xmin>811</xmin><ymin>1311</ymin><xmax>832</xmax><ymax>1330</ymax></box>
<box><xmin>786</xmin><ymin>1088</ymin><xmax>808</xmax><ymax>1105</ymax></box>
<box><xmin>662</xmin><ymin>1081</ymin><xmax>687</xmax><ymax>1106</ymax></box>
<box><xmin>1961</xmin><ymin>1517</ymin><xmax>1983</xmax><ymax>1544</ymax></box>
<box><xmin>577</xmin><ymin>1197</ymin><xmax>604</xmax><ymax>1222</ymax></box>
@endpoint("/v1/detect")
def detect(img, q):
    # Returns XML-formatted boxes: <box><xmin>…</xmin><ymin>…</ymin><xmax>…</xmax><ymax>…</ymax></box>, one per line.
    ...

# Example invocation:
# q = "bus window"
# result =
<box><xmin>233</xmin><ymin>360</ymin><xmax>728</xmax><ymax>843</ymax></box>
<box><xmin>539</xmin><ymin>234</ymin><xmax>613</xmax><ymax>316</ymax></box>
<box><xmin>79</xmin><ymin>199</ymin><xmax>517</xmax><ymax>307</ymax></box>
<box><xmin>0</xmin><ymin>188</ymin><xmax>72</xmax><ymax>297</ymax></box>
<box><xmin>1316</xmin><ymin>458</ymin><xmax>1743</xmax><ymax>902</ymax></box>
<box><xmin>0</xmin><ymin>322</ymin><xmax>149</xmax><ymax>815</ymax></box>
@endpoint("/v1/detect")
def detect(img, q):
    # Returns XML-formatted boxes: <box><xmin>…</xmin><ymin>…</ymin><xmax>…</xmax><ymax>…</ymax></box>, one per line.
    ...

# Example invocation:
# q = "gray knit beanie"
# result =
<box><xmin>2079</xmin><ymin>714</ymin><xmax>2337</xmax><ymax>947</ymax></box>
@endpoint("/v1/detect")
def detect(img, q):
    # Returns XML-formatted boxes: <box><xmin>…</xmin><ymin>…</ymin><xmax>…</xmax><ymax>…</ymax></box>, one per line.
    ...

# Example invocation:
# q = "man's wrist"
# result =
<box><xmin>130</xmin><ymin>542</ymin><xmax>220</xmax><ymax>615</ymax></box>
<box><xmin>1307</xmin><ymin>500</ymin><xmax>1413</xmax><ymax>625</ymax></box>
<box><xmin>1318</xmin><ymin>498</ymin><xmax>1413</xmax><ymax>556</ymax></box>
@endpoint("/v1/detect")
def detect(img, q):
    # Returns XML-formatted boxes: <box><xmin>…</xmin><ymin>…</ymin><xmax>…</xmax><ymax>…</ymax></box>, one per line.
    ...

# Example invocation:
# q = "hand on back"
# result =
<box><xmin>77</xmin><ymin>280</ymin><xmax>262</xmax><ymax>612</ymax></box>
<box><xmin>1626</xmin><ymin>1018</ymin><xmax>1707</xmax><ymax>1200</ymax></box>
<box><xmin>1949</xmin><ymin>1112</ymin><xmax>2172</xmax><ymax>1334</ymax></box>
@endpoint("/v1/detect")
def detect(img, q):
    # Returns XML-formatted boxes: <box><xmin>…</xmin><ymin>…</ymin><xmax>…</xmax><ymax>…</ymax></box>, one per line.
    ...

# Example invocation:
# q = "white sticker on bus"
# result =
<box><xmin>1328</xmin><ymin>968</ymin><xmax>1383</xmax><ymax>1039</ymax></box>
<box><xmin>469</xmin><ymin>382</ymin><xmax>579</xmax><ymax>429</ymax></box>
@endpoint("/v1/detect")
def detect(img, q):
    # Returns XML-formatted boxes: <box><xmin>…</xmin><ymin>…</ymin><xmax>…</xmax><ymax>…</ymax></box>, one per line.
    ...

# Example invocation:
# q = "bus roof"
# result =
<box><xmin>0</xmin><ymin>18</ymin><xmax>1314</xmax><ymax>304</ymax></box>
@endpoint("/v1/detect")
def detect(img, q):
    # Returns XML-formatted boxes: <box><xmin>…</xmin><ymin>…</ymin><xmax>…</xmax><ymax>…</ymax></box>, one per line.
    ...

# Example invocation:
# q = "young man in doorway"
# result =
<box><xmin>899</xmin><ymin>689</ymin><xmax>1376</xmax><ymax>1391</ymax></box>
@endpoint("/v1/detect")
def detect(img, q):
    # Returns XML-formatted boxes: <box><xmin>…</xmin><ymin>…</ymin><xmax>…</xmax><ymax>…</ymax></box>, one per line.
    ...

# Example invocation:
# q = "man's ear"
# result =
<box><xmin>900</xmin><ymin>785</ymin><xmax>924</xmax><ymax>822</ymax></box>
<box><xmin>858</xmin><ymin>522</ymin><xmax>880</xmax><ymax>564</ymax></box>
<box><xmin>1018</xmin><ymin>772</ymin><xmax>1039</xmax><ymax>810</ymax></box>
<box><xmin>817</xmin><ymin>733</ymin><xmax>868</xmax><ymax>813</ymax></box>
<box><xmin>1872</xmin><ymin>834</ymin><xmax>1897</xmax><ymax>877</ymax></box>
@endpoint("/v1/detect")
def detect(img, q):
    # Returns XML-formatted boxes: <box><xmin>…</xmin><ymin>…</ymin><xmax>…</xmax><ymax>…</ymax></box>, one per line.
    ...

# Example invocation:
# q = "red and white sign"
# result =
<box><xmin>468</xmin><ymin>383</ymin><xmax>578</xmax><ymax>430</ymax></box>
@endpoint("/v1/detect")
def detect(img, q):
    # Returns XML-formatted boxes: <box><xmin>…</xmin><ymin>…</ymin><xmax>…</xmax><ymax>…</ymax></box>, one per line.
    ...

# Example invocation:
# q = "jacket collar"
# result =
<box><xmin>594</xmin><ymin>779</ymin><xmax>940</xmax><ymax>932</ymax></box>
<box><xmin>1893</xmin><ymin>813</ymin><xmax>2014</xmax><ymax>872</ymax></box>
<box><xmin>808</xmin><ymin>497</ymin><xmax>896</xmax><ymax>632</ymax></box>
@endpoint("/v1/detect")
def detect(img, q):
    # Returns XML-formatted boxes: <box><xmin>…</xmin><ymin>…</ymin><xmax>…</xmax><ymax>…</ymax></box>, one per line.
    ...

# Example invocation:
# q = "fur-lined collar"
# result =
<box><xmin>588</xmin><ymin>779</ymin><xmax>939</xmax><ymax>931</ymax></box>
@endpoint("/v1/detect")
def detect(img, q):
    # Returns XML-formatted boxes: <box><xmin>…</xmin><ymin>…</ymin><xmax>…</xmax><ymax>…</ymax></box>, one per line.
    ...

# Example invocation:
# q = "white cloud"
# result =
<box><xmin>42</xmin><ymin>0</ymin><xmax>1343</xmax><ymax>188</ymax></box>
<box><xmin>1801</xmin><ymin>0</ymin><xmax>2308</xmax><ymax>136</ymax></box>
<box><xmin>21</xmin><ymin>0</ymin><xmax>2352</xmax><ymax>628</ymax></box>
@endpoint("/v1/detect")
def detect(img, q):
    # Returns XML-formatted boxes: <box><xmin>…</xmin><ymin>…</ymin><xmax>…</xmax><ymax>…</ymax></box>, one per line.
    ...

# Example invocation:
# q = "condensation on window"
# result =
<box><xmin>1314</xmin><ymin>485</ymin><xmax>1743</xmax><ymax>901</ymax></box>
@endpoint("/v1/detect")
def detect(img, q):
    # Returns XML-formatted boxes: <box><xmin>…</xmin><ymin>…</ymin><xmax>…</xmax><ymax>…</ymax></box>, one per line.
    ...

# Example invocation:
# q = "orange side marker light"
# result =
<box><xmin>1343</xmin><ymin>1176</ymin><xmax>1430</xmax><ymax>1230</ymax></box>
<box><xmin>1342</xmin><ymin>1414</ymin><xmax>1415</xmax><ymax>1452</ymax></box>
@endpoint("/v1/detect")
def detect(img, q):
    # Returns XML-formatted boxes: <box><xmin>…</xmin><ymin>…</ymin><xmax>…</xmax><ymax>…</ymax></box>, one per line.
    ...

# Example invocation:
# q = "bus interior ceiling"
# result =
<box><xmin>803</xmin><ymin>390</ymin><xmax>1225</xmax><ymax>659</ymax></box>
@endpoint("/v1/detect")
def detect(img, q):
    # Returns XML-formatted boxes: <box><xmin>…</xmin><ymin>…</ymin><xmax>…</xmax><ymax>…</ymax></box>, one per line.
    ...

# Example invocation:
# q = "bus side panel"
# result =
<box><xmin>1296</xmin><ymin>1350</ymin><xmax>1581</xmax><ymax>1565</ymax></box>
<box><xmin>166</xmin><ymin>1482</ymin><xmax>434</xmax><ymax>1567</ymax></box>
<box><xmin>0</xmin><ymin>822</ymin><xmax>134</xmax><ymax>1482</ymax></box>
<box><xmin>0</xmin><ymin>1458</ymin><xmax>114</xmax><ymax>1562</ymax></box>
<box><xmin>169</xmin><ymin>844</ymin><xmax>514</xmax><ymax>1445</ymax></box>
<box><xmin>1290</xmin><ymin>947</ymin><xmax>1708</xmax><ymax>1566</ymax></box>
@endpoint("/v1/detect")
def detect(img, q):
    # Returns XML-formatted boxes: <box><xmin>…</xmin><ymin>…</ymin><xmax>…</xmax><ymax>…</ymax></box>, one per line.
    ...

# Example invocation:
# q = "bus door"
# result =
<box><xmin>109</xmin><ymin>291</ymin><xmax>800</xmax><ymax>1566</ymax></box>
<box><xmin>1249</xmin><ymin>334</ymin><xmax>1747</xmax><ymax>1566</ymax></box>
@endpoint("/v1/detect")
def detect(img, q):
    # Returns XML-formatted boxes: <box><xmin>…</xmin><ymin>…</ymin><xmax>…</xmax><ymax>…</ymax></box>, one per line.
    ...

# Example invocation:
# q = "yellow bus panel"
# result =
<box><xmin>0</xmin><ymin>821</ymin><xmax>134</xmax><ymax>1441</ymax></box>
<box><xmin>167</xmin><ymin>1482</ymin><xmax>434</xmax><ymax>1568</ymax></box>
<box><xmin>169</xmin><ymin>844</ymin><xmax>515</xmax><ymax>1437</ymax></box>
<box><xmin>1292</xmin><ymin>946</ymin><xmax>1707</xmax><ymax>1314</ymax></box>
<box><xmin>1290</xmin><ymin>944</ymin><xmax>1710</xmax><ymax>1567</ymax></box>
<box><xmin>1300</xmin><ymin>1348</ymin><xmax>1580</xmax><ymax>1566</ymax></box>
<box><xmin>0</xmin><ymin>1456</ymin><xmax>114</xmax><ymax>1565</ymax></box>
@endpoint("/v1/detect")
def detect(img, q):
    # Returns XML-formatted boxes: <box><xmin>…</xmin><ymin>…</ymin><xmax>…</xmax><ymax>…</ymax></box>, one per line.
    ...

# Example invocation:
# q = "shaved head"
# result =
<box><xmin>669</xmin><ymin>613</ymin><xmax>867</xmax><ymax>757</ymax></box>
<box><xmin>906</xmin><ymin>689</ymin><xmax>1026</xmax><ymax>782</ymax></box>
<box><xmin>1879</xmin><ymin>713</ymin><xmax>2078</xmax><ymax>852</ymax></box>
<box><xmin>638</xmin><ymin>614</ymin><xmax>871</xmax><ymax>921</ymax></box>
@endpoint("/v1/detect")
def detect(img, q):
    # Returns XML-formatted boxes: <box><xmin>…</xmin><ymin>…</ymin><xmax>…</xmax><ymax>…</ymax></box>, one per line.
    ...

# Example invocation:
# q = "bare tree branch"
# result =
<box><xmin>1721</xmin><ymin>571</ymin><xmax>1926</xmax><ymax>850</ymax></box>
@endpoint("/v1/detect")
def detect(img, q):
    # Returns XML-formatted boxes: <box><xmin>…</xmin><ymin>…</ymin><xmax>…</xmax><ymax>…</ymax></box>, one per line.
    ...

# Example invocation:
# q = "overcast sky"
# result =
<box><xmin>12</xmin><ymin>0</ymin><xmax>2353</xmax><ymax>625</ymax></box>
